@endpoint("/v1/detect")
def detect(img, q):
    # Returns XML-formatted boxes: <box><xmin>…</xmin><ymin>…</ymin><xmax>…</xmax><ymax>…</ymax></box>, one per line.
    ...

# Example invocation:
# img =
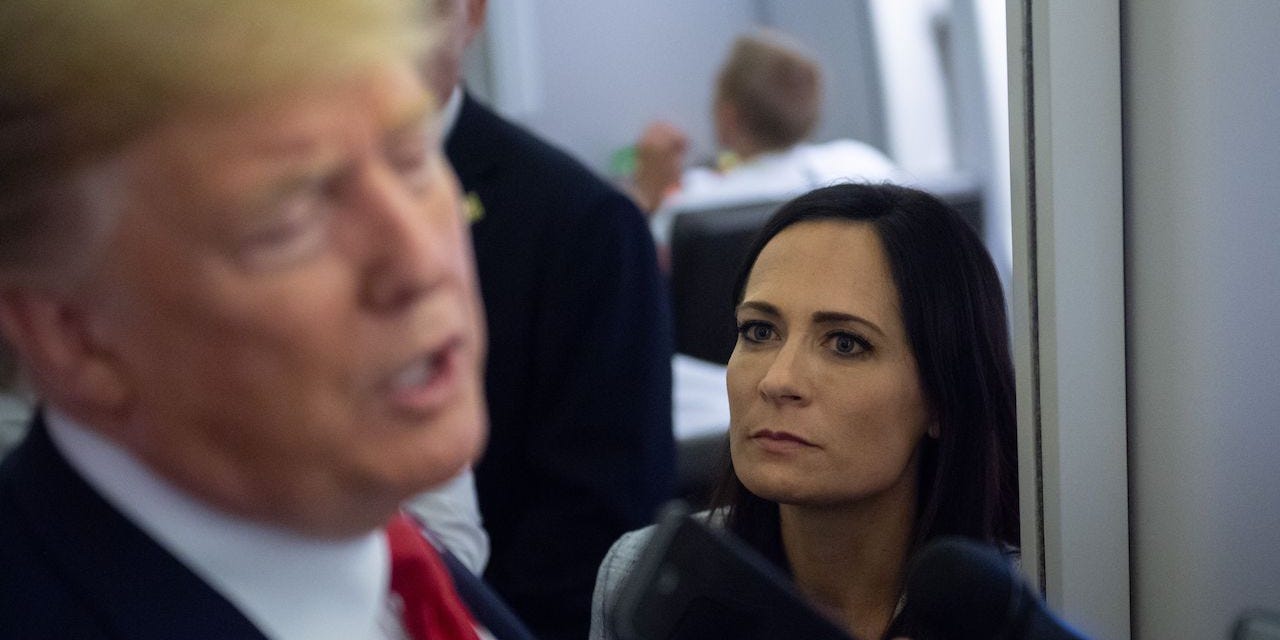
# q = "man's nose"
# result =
<box><xmin>354</xmin><ymin>160</ymin><xmax>462</xmax><ymax>312</ymax></box>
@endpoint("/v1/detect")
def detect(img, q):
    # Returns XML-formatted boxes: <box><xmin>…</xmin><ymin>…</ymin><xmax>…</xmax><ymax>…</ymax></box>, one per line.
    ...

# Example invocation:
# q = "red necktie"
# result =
<box><xmin>386</xmin><ymin>512</ymin><xmax>481</xmax><ymax>640</ymax></box>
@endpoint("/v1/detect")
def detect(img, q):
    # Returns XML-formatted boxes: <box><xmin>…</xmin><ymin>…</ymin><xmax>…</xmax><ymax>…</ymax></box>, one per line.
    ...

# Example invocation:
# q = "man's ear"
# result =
<box><xmin>713</xmin><ymin>99</ymin><xmax>743</xmax><ymax>151</ymax></box>
<box><xmin>0</xmin><ymin>289</ymin><xmax>129</xmax><ymax>414</ymax></box>
<box><xmin>463</xmin><ymin>0</ymin><xmax>488</xmax><ymax>47</ymax></box>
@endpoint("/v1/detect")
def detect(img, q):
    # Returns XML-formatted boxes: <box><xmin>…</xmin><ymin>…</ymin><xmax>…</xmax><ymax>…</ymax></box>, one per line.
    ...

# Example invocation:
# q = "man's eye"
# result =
<box><xmin>389</xmin><ymin>139</ymin><xmax>433</xmax><ymax>192</ymax></box>
<box><xmin>392</xmin><ymin>148</ymin><xmax>428</xmax><ymax>175</ymax></box>
<box><xmin>236</xmin><ymin>189</ymin><xmax>332</xmax><ymax>268</ymax></box>
<box><xmin>256</xmin><ymin>190</ymin><xmax>326</xmax><ymax>241</ymax></box>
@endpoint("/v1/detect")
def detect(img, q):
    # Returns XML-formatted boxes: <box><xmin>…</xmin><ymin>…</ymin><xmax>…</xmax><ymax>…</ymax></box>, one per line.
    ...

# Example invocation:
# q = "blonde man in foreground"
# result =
<box><xmin>0</xmin><ymin>1</ymin><xmax>532</xmax><ymax>638</ymax></box>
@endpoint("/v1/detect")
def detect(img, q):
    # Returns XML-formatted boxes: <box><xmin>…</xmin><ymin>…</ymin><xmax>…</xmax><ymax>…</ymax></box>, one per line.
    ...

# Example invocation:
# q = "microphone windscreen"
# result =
<box><xmin>904</xmin><ymin>536</ymin><xmax>1026</xmax><ymax>639</ymax></box>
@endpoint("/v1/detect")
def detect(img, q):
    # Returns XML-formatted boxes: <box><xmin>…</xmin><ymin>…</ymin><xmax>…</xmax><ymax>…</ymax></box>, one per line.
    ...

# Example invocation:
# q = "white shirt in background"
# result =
<box><xmin>650</xmin><ymin>139</ymin><xmax>904</xmax><ymax>245</ymax></box>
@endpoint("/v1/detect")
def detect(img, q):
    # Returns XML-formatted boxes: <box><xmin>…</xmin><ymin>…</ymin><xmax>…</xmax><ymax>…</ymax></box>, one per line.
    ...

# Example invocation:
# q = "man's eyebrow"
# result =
<box><xmin>383</xmin><ymin>96</ymin><xmax>437</xmax><ymax>140</ymax></box>
<box><xmin>243</xmin><ymin>99</ymin><xmax>437</xmax><ymax>206</ymax></box>
<box><xmin>225</xmin><ymin>95</ymin><xmax>438</xmax><ymax>222</ymax></box>
<box><xmin>225</xmin><ymin>167</ymin><xmax>330</xmax><ymax>229</ymax></box>
<box><xmin>260</xmin><ymin>168</ymin><xmax>329</xmax><ymax>197</ymax></box>
<box><xmin>811</xmin><ymin>310</ymin><xmax>887</xmax><ymax>337</ymax></box>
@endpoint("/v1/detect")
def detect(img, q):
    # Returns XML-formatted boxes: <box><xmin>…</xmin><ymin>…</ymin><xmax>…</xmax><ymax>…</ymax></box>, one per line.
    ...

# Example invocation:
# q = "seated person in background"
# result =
<box><xmin>424</xmin><ymin>2</ymin><xmax>677</xmax><ymax>638</ymax></box>
<box><xmin>0</xmin><ymin>1</ymin><xmax>531</xmax><ymax>638</ymax></box>
<box><xmin>634</xmin><ymin>30</ymin><xmax>903</xmax><ymax>248</ymax></box>
<box><xmin>591</xmin><ymin>183</ymin><xmax>1019</xmax><ymax>640</ymax></box>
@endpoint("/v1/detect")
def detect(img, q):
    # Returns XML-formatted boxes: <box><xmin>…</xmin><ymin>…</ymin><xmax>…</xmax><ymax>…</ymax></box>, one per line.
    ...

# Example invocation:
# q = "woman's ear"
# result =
<box><xmin>0</xmin><ymin>288</ymin><xmax>129</xmax><ymax>415</ymax></box>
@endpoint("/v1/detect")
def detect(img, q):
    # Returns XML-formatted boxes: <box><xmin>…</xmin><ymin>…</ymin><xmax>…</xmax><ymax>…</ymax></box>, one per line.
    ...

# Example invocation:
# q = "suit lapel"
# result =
<box><xmin>438</xmin><ymin>549</ymin><xmax>538</xmax><ymax>640</ymax></box>
<box><xmin>7</xmin><ymin>417</ymin><xmax>267</xmax><ymax>639</ymax></box>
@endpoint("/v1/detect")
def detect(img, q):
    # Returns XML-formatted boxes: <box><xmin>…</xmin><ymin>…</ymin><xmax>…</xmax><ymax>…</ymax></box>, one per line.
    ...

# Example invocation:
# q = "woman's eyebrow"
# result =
<box><xmin>736</xmin><ymin>300</ymin><xmax>780</xmax><ymax>316</ymax></box>
<box><xmin>811</xmin><ymin>310</ymin><xmax>887</xmax><ymax>337</ymax></box>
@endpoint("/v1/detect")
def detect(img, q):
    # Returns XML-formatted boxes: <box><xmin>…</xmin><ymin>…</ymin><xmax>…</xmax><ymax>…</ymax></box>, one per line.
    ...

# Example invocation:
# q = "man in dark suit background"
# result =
<box><xmin>427</xmin><ymin>2</ymin><xmax>677</xmax><ymax>638</ymax></box>
<box><xmin>0</xmin><ymin>1</ymin><xmax>531</xmax><ymax>637</ymax></box>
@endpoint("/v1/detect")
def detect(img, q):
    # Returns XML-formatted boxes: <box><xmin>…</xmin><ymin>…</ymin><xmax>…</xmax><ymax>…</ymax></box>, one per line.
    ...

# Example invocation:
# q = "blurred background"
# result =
<box><xmin>459</xmin><ymin>0</ymin><xmax>1012</xmax><ymax>286</ymax></box>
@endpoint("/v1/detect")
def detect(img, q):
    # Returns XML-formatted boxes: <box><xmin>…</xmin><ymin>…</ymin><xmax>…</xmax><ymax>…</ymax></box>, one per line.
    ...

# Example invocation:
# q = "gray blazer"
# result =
<box><xmin>589</xmin><ymin>511</ymin><xmax>723</xmax><ymax>640</ymax></box>
<box><xmin>589</xmin><ymin>512</ymin><xmax>1020</xmax><ymax>640</ymax></box>
<box><xmin>589</xmin><ymin>526</ymin><xmax>649</xmax><ymax>640</ymax></box>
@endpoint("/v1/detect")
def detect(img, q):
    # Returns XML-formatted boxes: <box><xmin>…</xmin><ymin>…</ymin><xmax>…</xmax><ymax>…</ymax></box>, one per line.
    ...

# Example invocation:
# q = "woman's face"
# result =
<box><xmin>727</xmin><ymin>220</ymin><xmax>932</xmax><ymax>508</ymax></box>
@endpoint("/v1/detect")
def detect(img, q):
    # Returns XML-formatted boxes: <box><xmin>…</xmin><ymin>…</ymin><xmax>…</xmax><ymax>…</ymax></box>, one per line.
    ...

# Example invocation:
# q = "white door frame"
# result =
<box><xmin>1007</xmin><ymin>1</ymin><xmax>1130</xmax><ymax>638</ymax></box>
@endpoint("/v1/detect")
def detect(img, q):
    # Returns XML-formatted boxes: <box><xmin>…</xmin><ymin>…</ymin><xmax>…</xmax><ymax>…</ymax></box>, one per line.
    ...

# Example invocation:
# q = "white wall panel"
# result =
<box><xmin>1124</xmin><ymin>2</ymin><xmax>1280</xmax><ymax>638</ymax></box>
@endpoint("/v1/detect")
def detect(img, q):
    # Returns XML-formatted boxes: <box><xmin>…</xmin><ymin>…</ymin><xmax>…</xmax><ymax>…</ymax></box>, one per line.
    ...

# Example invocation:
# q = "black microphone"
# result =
<box><xmin>903</xmin><ymin>536</ymin><xmax>1090</xmax><ymax>640</ymax></box>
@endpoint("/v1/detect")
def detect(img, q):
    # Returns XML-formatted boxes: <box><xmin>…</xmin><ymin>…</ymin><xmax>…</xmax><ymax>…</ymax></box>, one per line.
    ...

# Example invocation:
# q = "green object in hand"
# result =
<box><xmin>610</xmin><ymin>145</ymin><xmax>637</xmax><ymax>178</ymax></box>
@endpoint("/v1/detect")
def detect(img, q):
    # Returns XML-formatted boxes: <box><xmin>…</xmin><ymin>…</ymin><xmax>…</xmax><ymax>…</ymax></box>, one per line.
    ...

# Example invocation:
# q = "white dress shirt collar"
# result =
<box><xmin>46</xmin><ymin>409</ymin><xmax>399</xmax><ymax>640</ymax></box>
<box><xmin>440</xmin><ymin>85</ymin><xmax>465</xmax><ymax>141</ymax></box>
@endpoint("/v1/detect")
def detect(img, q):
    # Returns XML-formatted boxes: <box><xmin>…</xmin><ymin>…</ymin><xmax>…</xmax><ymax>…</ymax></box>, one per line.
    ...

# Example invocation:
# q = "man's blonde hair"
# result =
<box><xmin>716</xmin><ymin>30</ymin><xmax>822</xmax><ymax>153</ymax></box>
<box><xmin>0</xmin><ymin>0</ymin><xmax>435</xmax><ymax>285</ymax></box>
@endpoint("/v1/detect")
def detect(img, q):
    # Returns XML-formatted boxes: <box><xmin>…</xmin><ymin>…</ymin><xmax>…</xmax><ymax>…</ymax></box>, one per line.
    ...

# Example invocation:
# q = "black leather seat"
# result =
<box><xmin>668</xmin><ymin>176</ymin><xmax>985</xmax><ymax>366</ymax></box>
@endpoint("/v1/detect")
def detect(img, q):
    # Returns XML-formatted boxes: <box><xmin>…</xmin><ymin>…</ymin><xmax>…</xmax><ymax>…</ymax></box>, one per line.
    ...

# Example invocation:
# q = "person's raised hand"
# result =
<box><xmin>633</xmin><ymin>121</ymin><xmax>688</xmax><ymax>213</ymax></box>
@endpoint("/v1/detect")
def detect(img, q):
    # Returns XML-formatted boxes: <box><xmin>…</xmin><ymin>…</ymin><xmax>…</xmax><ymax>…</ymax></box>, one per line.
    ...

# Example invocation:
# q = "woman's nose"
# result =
<box><xmin>757</xmin><ymin>340</ymin><xmax>809</xmax><ymax>405</ymax></box>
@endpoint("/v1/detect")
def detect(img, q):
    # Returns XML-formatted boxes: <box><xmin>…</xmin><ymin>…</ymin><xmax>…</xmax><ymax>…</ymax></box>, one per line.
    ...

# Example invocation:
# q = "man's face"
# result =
<box><xmin>80</xmin><ymin>63</ymin><xmax>487</xmax><ymax>537</ymax></box>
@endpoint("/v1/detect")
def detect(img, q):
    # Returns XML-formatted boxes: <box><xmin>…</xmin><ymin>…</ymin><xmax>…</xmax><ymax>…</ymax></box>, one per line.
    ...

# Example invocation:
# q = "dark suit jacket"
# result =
<box><xmin>447</xmin><ymin>93</ymin><xmax>676</xmax><ymax>640</ymax></box>
<box><xmin>0</xmin><ymin>417</ymin><xmax>535</xmax><ymax>640</ymax></box>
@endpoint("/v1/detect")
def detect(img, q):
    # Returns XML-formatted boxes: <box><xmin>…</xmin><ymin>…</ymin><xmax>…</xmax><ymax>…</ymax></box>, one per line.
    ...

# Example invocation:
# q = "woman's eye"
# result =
<box><xmin>830</xmin><ymin>332</ymin><xmax>870</xmax><ymax>356</ymax></box>
<box><xmin>738</xmin><ymin>321</ymin><xmax>775</xmax><ymax>343</ymax></box>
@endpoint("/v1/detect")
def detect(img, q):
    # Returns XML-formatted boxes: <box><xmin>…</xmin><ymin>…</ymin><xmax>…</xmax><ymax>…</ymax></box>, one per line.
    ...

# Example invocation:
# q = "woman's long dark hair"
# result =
<box><xmin>709</xmin><ymin>182</ymin><xmax>1019</xmax><ymax>568</ymax></box>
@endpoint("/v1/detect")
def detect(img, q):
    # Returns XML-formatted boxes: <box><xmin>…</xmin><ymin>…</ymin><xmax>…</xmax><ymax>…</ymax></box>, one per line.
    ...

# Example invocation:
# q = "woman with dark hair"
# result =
<box><xmin>590</xmin><ymin>183</ymin><xmax>1019</xmax><ymax>640</ymax></box>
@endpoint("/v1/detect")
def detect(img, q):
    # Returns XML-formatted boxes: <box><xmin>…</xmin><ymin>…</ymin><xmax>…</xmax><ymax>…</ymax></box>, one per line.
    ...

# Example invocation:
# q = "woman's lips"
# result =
<box><xmin>750</xmin><ymin>429</ymin><xmax>818</xmax><ymax>449</ymax></box>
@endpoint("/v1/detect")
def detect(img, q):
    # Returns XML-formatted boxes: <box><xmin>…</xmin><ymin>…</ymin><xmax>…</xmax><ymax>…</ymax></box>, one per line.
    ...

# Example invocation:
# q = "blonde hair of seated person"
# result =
<box><xmin>632</xmin><ymin>30</ymin><xmax>822</xmax><ymax>213</ymax></box>
<box><xmin>714</xmin><ymin>29</ymin><xmax>822</xmax><ymax>158</ymax></box>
